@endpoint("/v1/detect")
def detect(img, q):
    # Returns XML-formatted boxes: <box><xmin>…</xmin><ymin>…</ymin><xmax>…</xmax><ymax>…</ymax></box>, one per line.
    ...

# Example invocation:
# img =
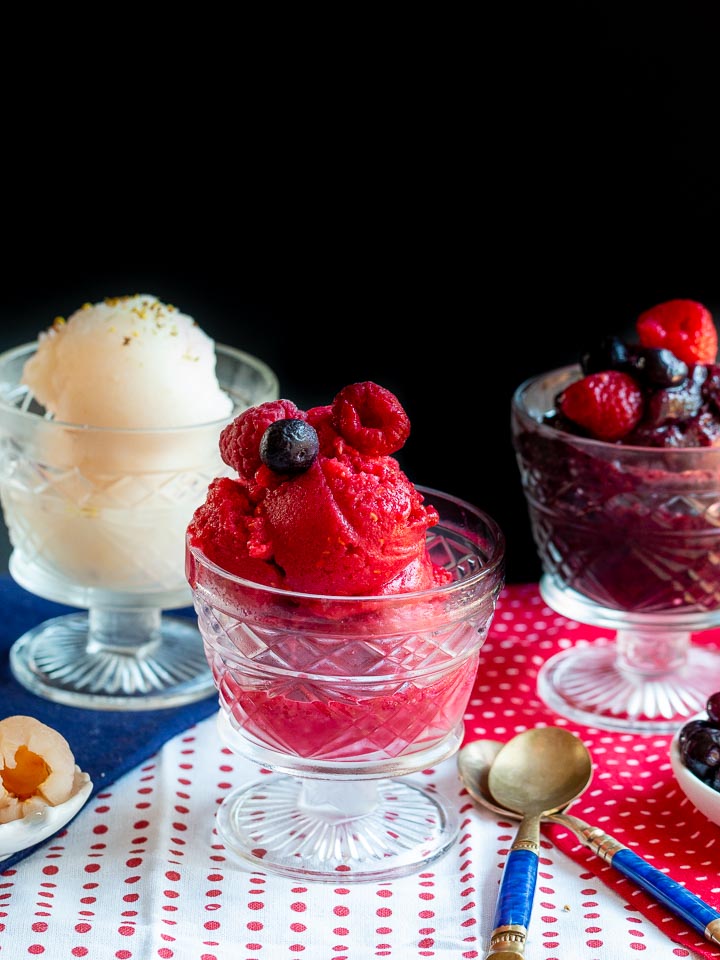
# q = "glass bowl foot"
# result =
<box><xmin>216</xmin><ymin>773</ymin><xmax>460</xmax><ymax>882</ymax></box>
<box><xmin>9</xmin><ymin>610</ymin><xmax>215</xmax><ymax>710</ymax></box>
<box><xmin>537</xmin><ymin>644</ymin><xmax>720</xmax><ymax>734</ymax></box>
<box><xmin>537</xmin><ymin>574</ymin><xmax>720</xmax><ymax>733</ymax></box>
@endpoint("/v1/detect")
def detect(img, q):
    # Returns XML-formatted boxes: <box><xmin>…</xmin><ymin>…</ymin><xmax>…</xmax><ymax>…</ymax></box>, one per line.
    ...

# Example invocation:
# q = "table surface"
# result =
<box><xmin>0</xmin><ymin>579</ymin><xmax>716</xmax><ymax>960</ymax></box>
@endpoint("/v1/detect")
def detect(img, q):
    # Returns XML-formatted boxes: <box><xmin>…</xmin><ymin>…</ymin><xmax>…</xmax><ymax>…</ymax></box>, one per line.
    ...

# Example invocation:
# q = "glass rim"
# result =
<box><xmin>512</xmin><ymin>362</ymin><xmax>720</xmax><ymax>456</ymax></box>
<box><xmin>0</xmin><ymin>340</ymin><xmax>279</xmax><ymax>436</ymax></box>
<box><xmin>187</xmin><ymin>484</ymin><xmax>506</xmax><ymax>604</ymax></box>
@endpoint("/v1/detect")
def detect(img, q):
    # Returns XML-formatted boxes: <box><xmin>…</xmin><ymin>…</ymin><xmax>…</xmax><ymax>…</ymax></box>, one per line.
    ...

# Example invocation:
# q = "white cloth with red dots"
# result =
<box><xmin>0</xmin><ymin>584</ymin><xmax>715</xmax><ymax>960</ymax></box>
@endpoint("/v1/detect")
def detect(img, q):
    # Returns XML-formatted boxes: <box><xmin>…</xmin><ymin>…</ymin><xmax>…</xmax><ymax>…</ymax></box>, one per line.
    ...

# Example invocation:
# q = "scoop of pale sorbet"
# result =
<box><xmin>22</xmin><ymin>294</ymin><xmax>233</xmax><ymax>428</ymax></box>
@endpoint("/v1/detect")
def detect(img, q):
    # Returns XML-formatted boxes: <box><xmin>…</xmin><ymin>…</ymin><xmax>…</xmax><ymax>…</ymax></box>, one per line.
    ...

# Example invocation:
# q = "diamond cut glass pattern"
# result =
<box><xmin>187</xmin><ymin>487</ymin><xmax>505</xmax><ymax>881</ymax></box>
<box><xmin>512</xmin><ymin>365</ymin><xmax>720</xmax><ymax>732</ymax></box>
<box><xmin>0</xmin><ymin>341</ymin><xmax>279</xmax><ymax>709</ymax></box>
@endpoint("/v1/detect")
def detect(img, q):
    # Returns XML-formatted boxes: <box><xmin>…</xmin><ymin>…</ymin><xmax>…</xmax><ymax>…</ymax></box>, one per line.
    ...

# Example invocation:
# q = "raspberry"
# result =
<box><xmin>558</xmin><ymin>371</ymin><xmax>644</xmax><ymax>441</ymax></box>
<box><xmin>219</xmin><ymin>399</ymin><xmax>303</xmax><ymax>480</ymax></box>
<box><xmin>332</xmin><ymin>382</ymin><xmax>410</xmax><ymax>455</ymax></box>
<box><xmin>636</xmin><ymin>299</ymin><xmax>718</xmax><ymax>365</ymax></box>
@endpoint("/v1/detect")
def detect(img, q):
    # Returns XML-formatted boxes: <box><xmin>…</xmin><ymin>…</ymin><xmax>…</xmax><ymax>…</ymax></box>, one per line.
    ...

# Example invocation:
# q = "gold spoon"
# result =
<box><xmin>458</xmin><ymin>736</ymin><xmax>720</xmax><ymax>953</ymax></box>
<box><xmin>475</xmin><ymin>727</ymin><xmax>592</xmax><ymax>959</ymax></box>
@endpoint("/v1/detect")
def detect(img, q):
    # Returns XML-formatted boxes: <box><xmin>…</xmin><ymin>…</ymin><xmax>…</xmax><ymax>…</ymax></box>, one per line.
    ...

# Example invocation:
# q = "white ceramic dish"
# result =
<box><xmin>0</xmin><ymin>766</ymin><xmax>92</xmax><ymax>860</ymax></box>
<box><xmin>670</xmin><ymin>724</ymin><xmax>720</xmax><ymax>828</ymax></box>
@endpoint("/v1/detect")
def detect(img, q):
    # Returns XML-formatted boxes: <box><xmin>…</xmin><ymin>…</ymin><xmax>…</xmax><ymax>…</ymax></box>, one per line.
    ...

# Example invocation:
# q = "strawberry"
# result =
<box><xmin>558</xmin><ymin>370</ymin><xmax>644</xmax><ymax>441</ymax></box>
<box><xmin>636</xmin><ymin>299</ymin><xmax>718</xmax><ymax>365</ymax></box>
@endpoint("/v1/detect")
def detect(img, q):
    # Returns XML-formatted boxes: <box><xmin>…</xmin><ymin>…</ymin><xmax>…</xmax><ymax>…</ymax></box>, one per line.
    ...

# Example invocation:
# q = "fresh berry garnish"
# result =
<box><xmin>636</xmin><ymin>299</ymin><xmax>718</xmax><ymax>365</ymax></box>
<box><xmin>332</xmin><ymin>381</ymin><xmax>410</xmax><ymax>455</ymax></box>
<box><xmin>677</xmin><ymin>690</ymin><xmax>720</xmax><ymax>790</ymax></box>
<box><xmin>641</xmin><ymin>364</ymin><xmax>705</xmax><ymax>426</ymax></box>
<box><xmin>708</xmin><ymin>691</ymin><xmax>720</xmax><ymax>725</ymax></box>
<box><xmin>580</xmin><ymin>336</ymin><xmax>631</xmax><ymax>375</ymax></box>
<box><xmin>678</xmin><ymin>718</ymin><xmax>711</xmax><ymax>751</ymax></box>
<box><xmin>259</xmin><ymin>418</ymin><xmax>320</xmax><ymax>475</ymax></box>
<box><xmin>629</xmin><ymin>346</ymin><xmax>689</xmax><ymax>387</ymax></box>
<box><xmin>680</xmin><ymin>726</ymin><xmax>720</xmax><ymax>784</ymax></box>
<box><xmin>557</xmin><ymin>371</ymin><xmax>644</xmax><ymax>441</ymax></box>
<box><xmin>219</xmin><ymin>399</ymin><xmax>303</xmax><ymax>480</ymax></box>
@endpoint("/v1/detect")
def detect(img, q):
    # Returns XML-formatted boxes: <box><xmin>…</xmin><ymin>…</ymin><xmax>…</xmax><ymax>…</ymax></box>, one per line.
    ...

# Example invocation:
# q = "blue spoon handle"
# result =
<box><xmin>485</xmin><ymin>818</ymin><xmax>540</xmax><ymax>959</ymax></box>
<box><xmin>558</xmin><ymin>815</ymin><xmax>720</xmax><ymax>946</ymax></box>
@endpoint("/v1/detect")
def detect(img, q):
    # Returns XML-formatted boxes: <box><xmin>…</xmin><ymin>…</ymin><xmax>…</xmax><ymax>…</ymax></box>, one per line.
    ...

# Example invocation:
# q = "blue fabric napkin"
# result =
<box><xmin>0</xmin><ymin>574</ymin><xmax>219</xmax><ymax>868</ymax></box>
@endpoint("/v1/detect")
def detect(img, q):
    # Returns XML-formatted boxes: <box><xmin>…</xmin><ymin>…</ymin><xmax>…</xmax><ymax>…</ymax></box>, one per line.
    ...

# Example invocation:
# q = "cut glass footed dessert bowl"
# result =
<box><xmin>0</xmin><ymin>341</ymin><xmax>279</xmax><ymax>710</ymax></box>
<box><xmin>187</xmin><ymin>487</ymin><xmax>505</xmax><ymax>882</ymax></box>
<box><xmin>512</xmin><ymin>364</ymin><xmax>720</xmax><ymax>734</ymax></box>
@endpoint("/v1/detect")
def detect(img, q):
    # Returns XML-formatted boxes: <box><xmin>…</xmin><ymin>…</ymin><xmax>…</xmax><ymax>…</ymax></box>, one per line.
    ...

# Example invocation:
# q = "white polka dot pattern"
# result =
<box><xmin>0</xmin><ymin>584</ymin><xmax>715</xmax><ymax>959</ymax></box>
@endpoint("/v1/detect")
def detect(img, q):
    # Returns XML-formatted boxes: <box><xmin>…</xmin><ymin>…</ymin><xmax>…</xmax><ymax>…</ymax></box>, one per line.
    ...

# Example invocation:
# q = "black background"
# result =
<box><xmin>1</xmin><ymin>7</ymin><xmax>718</xmax><ymax>585</ymax></box>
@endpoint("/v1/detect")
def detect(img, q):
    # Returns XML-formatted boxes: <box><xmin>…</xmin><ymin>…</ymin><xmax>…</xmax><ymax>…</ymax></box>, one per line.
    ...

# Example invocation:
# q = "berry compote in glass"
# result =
<box><xmin>513</xmin><ymin>299</ymin><xmax>720</xmax><ymax>733</ymax></box>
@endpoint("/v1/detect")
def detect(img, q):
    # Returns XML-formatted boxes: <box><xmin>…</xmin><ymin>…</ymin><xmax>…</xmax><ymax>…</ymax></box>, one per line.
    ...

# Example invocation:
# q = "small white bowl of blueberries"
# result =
<box><xmin>670</xmin><ymin>692</ymin><xmax>720</xmax><ymax>827</ymax></box>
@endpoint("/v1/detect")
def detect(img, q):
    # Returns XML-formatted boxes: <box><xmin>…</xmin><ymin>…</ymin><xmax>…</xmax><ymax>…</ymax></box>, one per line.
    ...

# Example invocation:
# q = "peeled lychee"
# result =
<box><xmin>0</xmin><ymin>716</ymin><xmax>76</xmax><ymax>823</ymax></box>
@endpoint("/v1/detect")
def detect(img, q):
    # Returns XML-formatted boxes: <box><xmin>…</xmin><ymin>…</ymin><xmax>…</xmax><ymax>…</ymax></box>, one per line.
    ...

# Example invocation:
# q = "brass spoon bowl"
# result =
<box><xmin>487</xmin><ymin>726</ymin><xmax>592</xmax><ymax>822</ymax></box>
<box><xmin>458</xmin><ymin>736</ymin><xmax>720</xmax><ymax>951</ymax></box>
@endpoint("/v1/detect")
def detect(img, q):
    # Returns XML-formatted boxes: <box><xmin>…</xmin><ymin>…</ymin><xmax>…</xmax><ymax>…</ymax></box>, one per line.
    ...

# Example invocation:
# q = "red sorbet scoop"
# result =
<box><xmin>188</xmin><ymin>381</ymin><xmax>451</xmax><ymax>596</ymax></box>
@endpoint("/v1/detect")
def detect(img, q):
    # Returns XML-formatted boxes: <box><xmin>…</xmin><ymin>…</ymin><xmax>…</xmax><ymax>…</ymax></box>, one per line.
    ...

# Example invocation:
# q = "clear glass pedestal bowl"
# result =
<box><xmin>186</xmin><ymin>487</ymin><xmax>505</xmax><ymax>882</ymax></box>
<box><xmin>512</xmin><ymin>365</ymin><xmax>720</xmax><ymax>734</ymax></box>
<box><xmin>0</xmin><ymin>341</ymin><xmax>279</xmax><ymax>710</ymax></box>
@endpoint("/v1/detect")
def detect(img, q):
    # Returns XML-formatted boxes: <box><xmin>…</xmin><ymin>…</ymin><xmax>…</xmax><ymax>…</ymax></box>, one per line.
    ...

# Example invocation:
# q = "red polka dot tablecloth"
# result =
<box><xmin>0</xmin><ymin>583</ymin><xmax>717</xmax><ymax>960</ymax></box>
<box><xmin>465</xmin><ymin>583</ymin><xmax>720</xmax><ymax>960</ymax></box>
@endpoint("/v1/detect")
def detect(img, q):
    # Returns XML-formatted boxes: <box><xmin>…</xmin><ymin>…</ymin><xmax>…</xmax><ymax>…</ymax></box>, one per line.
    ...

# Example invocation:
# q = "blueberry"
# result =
<box><xmin>678</xmin><ymin>717</ymin><xmax>711</xmax><ymax>751</ymax></box>
<box><xmin>708</xmin><ymin>691</ymin><xmax>720</xmax><ymax>725</ymax></box>
<box><xmin>681</xmin><ymin>726</ymin><xmax>720</xmax><ymax>784</ymax></box>
<box><xmin>580</xmin><ymin>336</ymin><xmax>630</xmax><ymax>375</ymax></box>
<box><xmin>679</xmin><ymin>690</ymin><xmax>720</xmax><ymax>791</ymax></box>
<box><xmin>259</xmin><ymin>418</ymin><xmax>319</xmax><ymax>474</ymax></box>
<box><xmin>643</xmin><ymin>367</ymin><xmax>704</xmax><ymax>426</ymax></box>
<box><xmin>630</xmin><ymin>346</ymin><xmax>689</xmax><ymax>387</ymax></box>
